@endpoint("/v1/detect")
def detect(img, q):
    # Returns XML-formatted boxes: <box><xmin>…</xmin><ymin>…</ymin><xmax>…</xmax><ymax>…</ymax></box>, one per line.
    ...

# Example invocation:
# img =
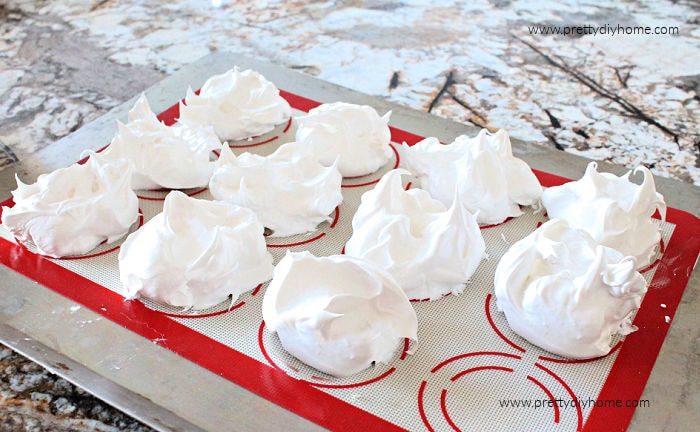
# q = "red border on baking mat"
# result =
<box><xmin>1</xmin><ymin>90</ymin><xmax>698</xmax><ymax>432</ymax></box>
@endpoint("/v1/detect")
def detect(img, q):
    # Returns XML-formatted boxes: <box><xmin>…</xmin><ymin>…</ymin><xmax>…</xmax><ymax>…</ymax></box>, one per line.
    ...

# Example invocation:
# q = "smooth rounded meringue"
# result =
<box><xmin>494</xmin><ymin>218</ymin><xmax>648</xmax><ymax>359</ymax></box>
<box><xmin>1</xmin><ymin>152</ymin><xmax>138</xmax><ymax>258</ymax></box>
<box><xmin>396</xmin><ymin>129</ymin><xmax>542</xmax><ymax>225</ymax></box>
<box><xmin>209</xmin><ymin>142</ymin><xmax>343</xmax><ymax>237</ymax></box>
<box><xmin>542</xmin><ymin>162</ymin><xmax>666</xmax><ymax>267</ymax></box>
<box><xmin>101</xmin><ymin>94</ymin><xmax>220</xmax><ymax>190</ymax></box>
<box><xmin>177</xmin><ymin>67</ymin><xmax>291</xmax><ymax>141</ymax></box>
<box><xmin>345</xmin><ymin>169</ymin><xmax>486</xmax><ymax>300</ymax></box>
<box><xmin>119</xmin><ymin>191</ymin><xmax>274</xmax><ymax>309</ymax></box>
<box><xmin>295</xmin><ymin>102</ymin><xmax>392</xmax><ymax>177</ymax></box>
<box><xmin>262</xmin><ymin>251</ymin><xmax>418</xmax><ymax>377</ymax></box>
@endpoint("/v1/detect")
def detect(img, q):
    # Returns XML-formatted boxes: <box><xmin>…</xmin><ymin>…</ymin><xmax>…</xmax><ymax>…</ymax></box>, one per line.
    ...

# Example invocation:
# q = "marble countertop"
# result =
<box><xmin>1</xmin><ymin>0</ymin><xmax>699</xmax><ymax>430</ymax></box>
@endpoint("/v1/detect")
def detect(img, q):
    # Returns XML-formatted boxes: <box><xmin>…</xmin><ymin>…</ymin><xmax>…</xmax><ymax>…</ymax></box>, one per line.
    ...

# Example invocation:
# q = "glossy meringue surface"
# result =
<box><xmin>119</xmin><ymin>191</ymin><xmax>274</xmax><ymax>309</ymax></box>
<box><xmin>1</xmin><ymin>152</ymin><xmax>139</xmax><ymax>258</ymax></box>
<box><xmin>542</xmin><ymin>162</ymin><xmax>666</xmax><ymax>267</ymax></box>
<box><xmin>295</xmin><ymin>102</ymin><xmax>392</xmax><ymax>177</ymax></box>
<box><xmin>102</xmin><ymin>93</ymin><xmax>220</xmax><ymax>190</ymax></box>
<box><xmin>178</xmin><ymin>67</ymin><xmax>291</xmax><ymax>141</ymax></box>
<box><xmin>209</xmin><ymin>142</ymin><xmax>343</xmax><ymax>237</ymax></box>
<box><xmin>396</xmin><ymin>129</ymin><xmax>542</xmax><ymax>225</ymax></box>
<box><xmin>494</xmin><ymin>218</ymin><xmax>648</xmax><ymax>359</ymax></box>
<box><xmin>345</xmin><ymin>169</ymin><xmax>486</xmax><ymax>300</ymax></box>
<box><xmin>262</xmin><ymin>251</ymin><xmax>417</xmax><ymax>377</ymax></box>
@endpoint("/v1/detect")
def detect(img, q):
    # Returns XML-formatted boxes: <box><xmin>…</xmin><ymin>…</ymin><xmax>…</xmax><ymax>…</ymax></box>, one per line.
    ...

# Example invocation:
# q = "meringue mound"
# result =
<box><xmin>345</xmin><ymin>169</ymin><xmax>486</xmax><ymax>300</ymax></box>
<box><xmin>209</xmin><ymin>142</ymin><xmax>343</xmax><ymax>237</ymax></box>
<box><xmin>542</xmin><ymin>162</ymin><xmax>666</xmax><ymax>268</ymax></box>
<box><xmin>119</xmin><ymin>191</ymin><xmax>273</xmax><ymax>310</ymax></box>
<box><xmin>396</xmin><ymin>129</ymin><xmax>542</xmax><ymax>225</ymax></box>
<box><xmin>101</xmin><ymin>93</ymin><xmax>220</xmax><ymax>190</ymax></box>
<box><xmin>262</xmin><ymin>251</ymin><xmax>418</xmax><ymax>377</ymax></box>
<box><xmin>1</xmin><ymin>152</ymin><xmax>138</xmax><ymax>258</ymax></box>
<box><xmin>294</xmin><ymin>102</ymin><xmax>392</xmax><ymax>177</ymax></box>
<box><xmin>494</xmin><ymin>219</ymin><xmax>648</xmax><ymax>359</ymax></box>
<box><xmin>177</xmin><ymin>67</ymin><xmax>291</xmax><ymax>141</ymax></box>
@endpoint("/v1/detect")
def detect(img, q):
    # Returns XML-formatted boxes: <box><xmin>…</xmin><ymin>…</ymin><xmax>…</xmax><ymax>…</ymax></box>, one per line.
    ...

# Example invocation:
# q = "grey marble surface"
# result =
<box><xmin>0</xmin><ymin>347</ymin><xmax>153</xmax><ymax>432</ymax></box>
<box><xmin>0</xmin><ymin>1</ymin><xmax>699</xmax><ymax>430</ymax></box>
<box><xmin>2</xmin><ymin>0</ymin><xmax>699</xmax><ymax>184</ymax></box>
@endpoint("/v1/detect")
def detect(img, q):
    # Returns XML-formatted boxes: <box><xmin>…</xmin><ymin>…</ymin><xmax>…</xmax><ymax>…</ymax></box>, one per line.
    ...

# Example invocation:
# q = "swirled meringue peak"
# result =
<box><xmin>119</xmin><ymin>191</ymin><xmax>273</xmax><ymax>309</ymax></box>
<box><xmin>295</xmin><ymin>102</ymin><xmax>392</xmax><ymax>177</ymax></box>
<box><xmin>1</xmin><ymin>152</ymin><xmax>138</xmax><ymax>258</ymax></box>
<box><xmin>101</xmin><ymin>94</ymin><xmax>220</xmax><ymax>190</ymax></box>
<box><xmin>396</xmin><ymin>129</ymin><xmax>542</xmax><ymax>225</ymax></box>
<box><xmin>542</xmin><ymin>162</ymin><xmax>666</xmax><ymax>267</ymax></box>
<box><xmin>262</xmin><ymin>251</ymin><xmax>418</xmax><ymax>377</ymax></box>
<box><xmin>345</xmin><ymin>169</ymin><xmax>486</xmax><ymax>300</ymax></box>
<box><xmin>494</xmin><ymin>218</ymin><xmax>647</xmax><ymax>359</ymax></box>
<box><xmin>177</xmin><ymin>67</ymin><xmax>291</xmax><ymax>141</ymax></box>
<box><xmin>209</xmin><ymin>142</ymin><xmax>342</xmax><ymax>237</ymax></box>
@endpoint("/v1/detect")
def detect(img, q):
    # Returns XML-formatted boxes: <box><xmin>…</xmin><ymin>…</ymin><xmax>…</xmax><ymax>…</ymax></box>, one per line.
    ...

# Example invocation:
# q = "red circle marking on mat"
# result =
<box><xmin>420</xmin><ymin>360</ymin><xmax>517</xmax><ymax>432</ymax></box>
<box><xmin>56</xmin><ymin>210</ymin><xmax>145</xmax><ymax>260</ymax></box>
<box><xmin>137</xmin><ymin>187</ymin><xmax>208</xmax><ymax>201</ymax></box>
<box><xmin>282</xmin><ymin>116</ymin><xmax>293</xmax><ymax>133</ymax></box>
<box><xmin>538</xmin><ymin>341</ymin><xmax>623</xmax><ymax>364</ymax></box>
<box><xmin>422</xmin><ymin>353</ymin><xmax>574</xmax><ymax>431</ymax></box>
<box><xmin>479</xmin><ymin>216</ymin><xmax>514</xmax><ymax>230</ymax></box>
<box><xmin>161</xmin><ymin>300</ymin><xmax>247</xmax><ymax>318</ymax></box>
<box><xmin>258</xmin><ymin>321</ymin><xmax>406</xmax><ymax>389</ymax></box>
<box><xmin>431</xmin><ymin>351</ymin><xmax>522</xmax><ymax>374</ymax></box>
<box><xmin>266</xmin><ymin>207</ymin><xmax>339</xmax><ymax>248</ymax></box>
<box><xmin>440</xmin><ymin>389</ymin><xmax>461</xmax><ymax>432</ymax></box>
<box><xmin>527</xmin><ymin>375</ymin><xmax>561</xmax><ymax>424</ymax></box>
<box><xmin>227</xmin><ymin>117</ymin><xmax>292</xmax><ymax>148</ymax></box>
<box><xmin>535</xmin><ymin>362</ymin><xmax>583</xmax><ymax>431</ymax></box>
<box><xmin>485</xmin><ymin>293</ymin><xmax>526</xmax><ymax>353</ymax></box>
<box><xmin>341</xmin><ymin>143</ymin><xmax>400</xmax><ymax>188</ymax></box>
<box><xmin>410</xmin><ymin>292</ymin><xmax>451</xmax><ymax>303</ymax></box>
<box><xmin>418</xmin><ymin>381</ymin><xmax>435</xmax><ymax>432</ymax></box>
<box><xmin>158</xmin><ymin>284</ymin><xmax>263</xmax><ymax>319</ymax></box>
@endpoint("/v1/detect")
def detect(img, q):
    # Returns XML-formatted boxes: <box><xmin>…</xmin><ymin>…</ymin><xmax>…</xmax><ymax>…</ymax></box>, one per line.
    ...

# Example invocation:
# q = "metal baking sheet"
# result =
<box><xmin>1</xmin><ymin>52</ymin><xmax>699</xmax><ymax>431</ymax></box>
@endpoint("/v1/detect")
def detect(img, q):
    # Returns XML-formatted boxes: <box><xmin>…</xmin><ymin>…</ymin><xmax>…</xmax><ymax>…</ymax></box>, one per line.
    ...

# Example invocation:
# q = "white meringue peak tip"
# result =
<box><xmin>542</xmin><ymin>161</ymin><xmax>665</xmax><ymax>267</ymax></box>
<box><xmin>346</xmin><ymin>169</ymin><xmax>485</xmax><ymax>301</ymax></box>
<box><xmin>128</xmin><ymin>93</ymin><xmax>155</xmax><ymax>121</ymax></box>
<box><xmin>103</xmin><ymin>100</ymin><xmax>219</xmax><ymax>190</ymax></box>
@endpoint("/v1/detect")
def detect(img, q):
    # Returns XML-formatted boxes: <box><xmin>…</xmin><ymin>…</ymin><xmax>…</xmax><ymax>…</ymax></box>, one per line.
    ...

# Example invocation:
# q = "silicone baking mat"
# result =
<box><xmin>1</xmin><ymin>90</ymin><xmax>698</xmax><ymax>432</ymax></box>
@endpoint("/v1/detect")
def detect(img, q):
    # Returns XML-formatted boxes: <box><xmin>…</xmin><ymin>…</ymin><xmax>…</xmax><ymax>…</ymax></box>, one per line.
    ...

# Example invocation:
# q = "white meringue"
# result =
<box><xmin>209</xmin><ymin>142</ymin><xmax>343</xmax><ymax>237</ymax></box>
<box><xmin>101</xmin><ymin>94</ymin><xmax>220</xmax><ymax>190</ymax></box>
<box><xmin>262</xmin><ymin>251</ymin><xmax>417</xmax><ymax>377</ymax></box>
<box><xmin>295</xmin><ymin>102</ymin><xmax>392</xmax><ymax>177</ymax></box>
<box><xmin>396</xmin><ymin>129</ymin><xmax>542</xmax><ymax>225</ymax></box>
<box><xmin>1</xmin><ymin>152</ymin><xmax>138</xmax><ymax>258</ymax></box>
<box><xmin>345</xmin><ymin>169</ymin><xmax>486</xmax><ymax>300</ymax></box>
<box><xmin>542</xmin><ymin>162</ymin><xmax>666</xmax><ymax>267</ymax></box>
<box><xmin>494</xmin><ymin>218</ymin><xmax>648</xmax><ymax>359</ymax></box>
<box><xmin>177</xmin><ymin>67</ymin><xmax>291</xmax><ymax>141</ymax></box>
<box><xmin>119</xmin><ymin>191</ymin><xmax>274</xmax><ymax>309</ymax></box>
